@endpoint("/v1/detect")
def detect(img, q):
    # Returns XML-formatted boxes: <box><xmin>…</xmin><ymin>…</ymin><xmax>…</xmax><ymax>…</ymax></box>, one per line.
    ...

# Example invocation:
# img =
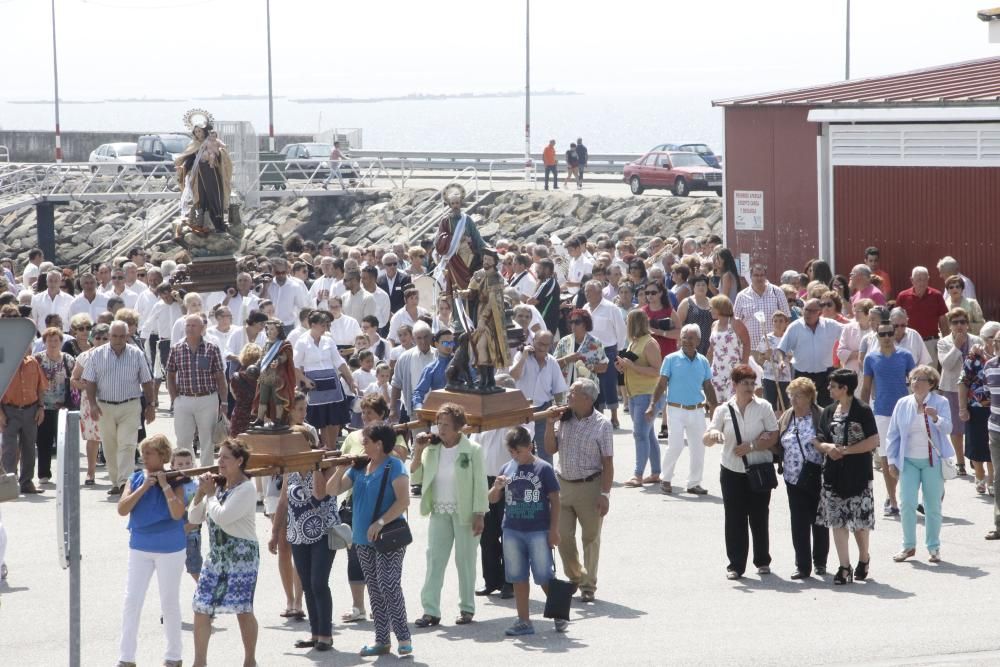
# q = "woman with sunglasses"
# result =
<box><xmin>676</xmin><ymin>274</ymin><xmax>714</xmax><ymax>355</ymax></box>
<box><xmin>885</xmin><ymin>365</ymin><xmax>953</xmax><ymax>563</ymax></box>
<box><xmin>64</xmin><ymin>313</ymin><xmax>93</xmax><ymax>357</ymax></box>
<box><xmin>554</xmin><ymin>309</ymin><xmax>608</xmax><ymax>388</ymax></box>
<box><xmin>70</xmin><ymin>323</ymin><xmax>110</xmax><ymax>486</ymax></box>
<box><xmin>837</xmin><ymin>299</ymin><xmax>875</xmax><ymax>374</ymax></box>
<box><xmin>937</xmin><ymin>307</ymin><xmax>983</xmax><ymax>477</ymax></box>
<box><xmin>944</xmin><ymin>276</ymin><xmax>984</xmax><ymax>335</ymax></box>
<box><xmin>642</xmin><ymin>281</ymin><xmax>678</xmax><ymax>438</ymax></box>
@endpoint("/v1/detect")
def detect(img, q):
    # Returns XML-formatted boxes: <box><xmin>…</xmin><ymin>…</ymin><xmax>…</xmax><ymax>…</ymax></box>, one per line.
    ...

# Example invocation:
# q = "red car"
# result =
<box><xmin>623</xmin><ymin>150</ymin><xmax>722</xmax><ymax>196</ymax></box>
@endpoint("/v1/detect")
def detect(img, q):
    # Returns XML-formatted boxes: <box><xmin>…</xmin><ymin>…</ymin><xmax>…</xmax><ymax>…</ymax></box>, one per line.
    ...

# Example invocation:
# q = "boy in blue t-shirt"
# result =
<box><xmin>489</xmin><ymin>426</ymin><xmax>562</xmax><ymax>637</ymax></box>
<box><xmin>170</xmin><ymin>448</ymin><xmax>202</xmax><ymax>582</ymax></box>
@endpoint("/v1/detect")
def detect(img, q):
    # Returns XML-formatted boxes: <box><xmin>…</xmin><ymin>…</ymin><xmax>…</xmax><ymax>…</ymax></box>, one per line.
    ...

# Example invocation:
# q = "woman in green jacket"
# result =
<box><xmin>410</xmin><ymin>403</ymin><xmax>489</xmax><ymax>627</ymax></box>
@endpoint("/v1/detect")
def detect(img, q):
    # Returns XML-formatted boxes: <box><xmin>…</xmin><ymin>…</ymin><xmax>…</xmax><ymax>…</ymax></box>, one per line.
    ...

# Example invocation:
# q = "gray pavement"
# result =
<box><xmin>2</xmin><ymin>396</ymin><xmax>1000</xmax><ymax>666</ymax></box>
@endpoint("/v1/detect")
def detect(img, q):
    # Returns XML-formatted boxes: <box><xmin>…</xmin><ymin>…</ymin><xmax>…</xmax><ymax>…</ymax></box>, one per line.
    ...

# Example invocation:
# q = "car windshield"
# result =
<box><xmin>116</xmin><ymin>144</ymin><xmax>136</xmax><ymax>156</ymax></box>
<box><xmin>161</xmin><ymin>137</ymin><xmax>188</xmax><ymax>153</ymax></box>
<box><xmin>301</xmin><ymin>144</ymin><xmax>332</xmax><ymax>158</ymax></box>
<box><xmin>683</xmin><ymin>144</ymin><xmax>712</xmax><ymax>154</ymax></box>
<box><xmin>670</xmin><ymin>153</ymin><xmax>710</xmax><ymax>167</ymax></box>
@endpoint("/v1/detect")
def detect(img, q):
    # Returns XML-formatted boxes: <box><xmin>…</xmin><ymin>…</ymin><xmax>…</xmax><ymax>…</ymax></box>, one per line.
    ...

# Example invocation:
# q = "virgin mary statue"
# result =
<box><xmin>174</xmin><ymin>108</ymin><xmax>233</xmax><ymax>233</ymax></box>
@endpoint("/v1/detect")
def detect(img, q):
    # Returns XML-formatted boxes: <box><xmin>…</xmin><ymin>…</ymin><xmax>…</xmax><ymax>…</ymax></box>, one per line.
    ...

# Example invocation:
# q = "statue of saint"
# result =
<box><xmin>460</xmin><ymin>249</ymin><xmax>509</xmax><ymax>392</ymax></box>
<box><xmin>175</xmin><ymin>108</ymin><xmax>233</xmax><ymax>234</ymax></box>
<box><xmin>250</xmin><ymin>320</ymin><xmax>297</xmax><ymax>429</ymax></box>
<box><xmin>433</xmin><ymin>183</ymin><xmax>485</xmax><ymax>295</ymax></box>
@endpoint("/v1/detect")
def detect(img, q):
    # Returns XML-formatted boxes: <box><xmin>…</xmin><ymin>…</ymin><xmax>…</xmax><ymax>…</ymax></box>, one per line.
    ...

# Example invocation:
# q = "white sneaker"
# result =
<box><xmin>554</xmin><ymin>618</ymin><xmax>569</xmax><ymax>632</ymax></box>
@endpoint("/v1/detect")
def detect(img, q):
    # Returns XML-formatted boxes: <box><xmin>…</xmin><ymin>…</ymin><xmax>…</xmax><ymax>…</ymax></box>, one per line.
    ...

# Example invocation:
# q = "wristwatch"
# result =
<box><xmin>377</xmin><ymin>518</ymin><xmax>385</xmax><ymax>526</ymax></box>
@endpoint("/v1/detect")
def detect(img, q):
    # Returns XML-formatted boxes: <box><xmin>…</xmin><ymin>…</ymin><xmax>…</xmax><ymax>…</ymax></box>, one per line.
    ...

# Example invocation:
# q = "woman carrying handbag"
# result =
<box><xmin>885</xmin><ymin>365</ymin><xmax>954</xmax><ymax>564</ymax></box>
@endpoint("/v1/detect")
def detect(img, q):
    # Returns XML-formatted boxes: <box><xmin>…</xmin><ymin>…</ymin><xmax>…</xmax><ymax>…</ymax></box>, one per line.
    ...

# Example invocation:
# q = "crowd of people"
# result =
<box><xmin>1</xmin><ymin>222</ymin><xmax>998</xmax><ymax>662</ymax></box>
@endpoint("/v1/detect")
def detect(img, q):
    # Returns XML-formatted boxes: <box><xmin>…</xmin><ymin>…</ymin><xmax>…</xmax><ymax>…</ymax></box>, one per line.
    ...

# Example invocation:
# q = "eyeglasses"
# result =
<box><xmin>820</xmin><ymin>301</ymin><xmax>834</xmax><ymax>308</ymax></box>
<box><xmin>911</xmin><ymin>377</ymin><xmax>933</xmax><ymax>384</ymax></box>
<box><xmin>737</xmin><ymin>379</ymin><xmax>757</xmax><ymax>387</ymax></box>
<box><xmin>72</xmin><ymin>325</ymin><xmax>91</xmax><ymax>332</ymax></box>
<box><xmin>112</xmin><ymin>276</ymin><xmax>124</xmax><ymax>281</ymax></box>
<box><xmin>644</xmin><ymin>290</ymin><xmax>659</xmax><ymax>296</ymax></box>
<box><xmin>877</xmin><ymin>331</ymin><xmax>894</xmax><ymax>338</ymax></box>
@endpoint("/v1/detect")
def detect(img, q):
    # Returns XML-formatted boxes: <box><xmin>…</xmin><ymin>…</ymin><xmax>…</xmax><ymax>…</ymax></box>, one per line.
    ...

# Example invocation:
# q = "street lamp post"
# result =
<box><xmin>266</xmin><ymin>0</ymin><xmax>275</xmax><ymax>152</ymax></box>
<box><xmin>51</xmin><ymin>0</ymin><xmax>62</xmax><ymax>162</ymax></box>
<box><xmin>524</xmin><ymin>0</ymin><xmax>531</xmax><ymax>183</ymax></box>
<box><xmin>845</xmin><ymin>0</ymin><xmax>851</xmax><ymax>80</ymax></box>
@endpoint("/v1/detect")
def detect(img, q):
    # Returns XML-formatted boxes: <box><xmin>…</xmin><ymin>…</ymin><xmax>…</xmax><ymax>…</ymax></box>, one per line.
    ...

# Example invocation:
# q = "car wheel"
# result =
<box><xmin>673</xmin><ymin>177</ymin><xmax>689</xmax><ymax>197</ymax></box>
<box><xmin>629</xmin><ymin>175</ymin><xmax>644</xmax><ymax>195</ymax></box>
<box><xmin>712</xmin><ymin>187</ymin><xmax>722</xmax><ymax>197</ymax></box>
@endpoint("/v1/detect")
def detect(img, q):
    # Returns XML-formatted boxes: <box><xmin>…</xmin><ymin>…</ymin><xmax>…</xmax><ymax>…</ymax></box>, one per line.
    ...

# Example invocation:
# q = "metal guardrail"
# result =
<box><xmin>352</xmin><ymin>150</ymin><xmax>640</xmax><ymax>174</ymax></box>
<box><xmin>488</xmin><ymin>160</ymin><xmax>538</xmax><ymax>190</ymax></box>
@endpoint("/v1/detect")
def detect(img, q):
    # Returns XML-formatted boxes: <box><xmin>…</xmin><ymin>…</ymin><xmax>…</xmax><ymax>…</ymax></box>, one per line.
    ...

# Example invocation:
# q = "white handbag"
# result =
<box><xmin>0</xmin><ymin>472</ymin><xmax>19</xmax><ymax>503</ymax></box>
<box><xmin>928</xmin><ymin>437</ymin><xmax>958</xmax><ymax>481</ymax></box>
<box><xmin>327</xmin><ymin>522</ymin><xmax>353</xmax><ymax>550</ymax></box>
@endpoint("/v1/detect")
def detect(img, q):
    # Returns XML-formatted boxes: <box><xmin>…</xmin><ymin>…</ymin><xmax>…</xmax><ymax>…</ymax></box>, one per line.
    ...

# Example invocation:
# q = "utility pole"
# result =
<box><xmin>51</xmin><ymin>0</ymin><xmax>62</xmax><ymax>162</ymax></box>
<box><xmin>524</xmin><ymin>0</ymin><xmax>531</xmax><ymax>183</ymax></box>
<box><xmin>266</xmin><ymin>0</ymin><xmax>275</xmax><ymax>151</ymax></box>
<box><xmin>845</xmin><ymin>0</ymin><xmax>851</xmax><ymax>80</ymax></box>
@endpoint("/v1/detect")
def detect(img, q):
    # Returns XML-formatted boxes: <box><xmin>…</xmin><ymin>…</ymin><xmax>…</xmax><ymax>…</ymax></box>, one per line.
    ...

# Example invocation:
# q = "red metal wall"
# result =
<box><xmin>723</xmin><ymin>106</ymin><xmax>819</xmax><ymax>277</ymax></box>
<box><xmin>833</xmin><ymin>165</ymin><xmax>1000</xmax><ymax>318</ymax></box>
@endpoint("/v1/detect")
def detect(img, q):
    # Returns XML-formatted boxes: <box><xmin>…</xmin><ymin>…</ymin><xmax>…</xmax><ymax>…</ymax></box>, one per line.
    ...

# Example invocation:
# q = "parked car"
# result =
<box><xmin>88</xmin><ymin>142</ymin><xmax>137</xmax><ymax>174</ymax></box>
<box><xmin>623</xmin><ymin>151</ymin><xmax>722</xmax><ymax>197</ymax></box>
<box><xmin>279</xmin><ymin>142</ymin><xmax>333</xmax><ymax>180</ymax></box>
<box><xmin>649</xmin><ymin>142</ymin><xmax>722</xmax><ymax>168</ymax></box>
<box><xmin>136</xmin><ymin>133</ymin><xmax>190</xmax><ymax>174</ymax></box>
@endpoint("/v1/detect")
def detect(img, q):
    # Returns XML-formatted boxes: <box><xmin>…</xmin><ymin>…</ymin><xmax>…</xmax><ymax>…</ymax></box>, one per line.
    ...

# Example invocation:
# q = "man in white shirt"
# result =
<box><xmin>565</xmin><ymin>238</ymin><xmax>594</xmax><ymax>297</ymax></box>
<box><xmin>261</xmin><ymin>258</ymin><xmax>312</xmax><ymax>333</ymax></box>
<box><xmin>509</xmin><ymin>330</ymin><xmax>568</xmax><ymax>464</ymax></box>
<box><xmin>21</xmin><ymin>248</ymin><xmax>43</xmax><ymax>287</ymax></box>
<box><xmin>218</xmin><ymin>273</ymin><xmax>261</xmax><ymax>324</ymax></box>
<box><xmin>122</xmin><ymin>262</ymin><xmax>148</xmax><ymax>295</ymax></box>
<box><xmin>68</xmin><ymin>272</ymin><xmax>109</xmax><ymax>322</ymax></box>
<box><xmin>134</xmin><ymin>268</ymin><xmax>163</xmax><ymax>325</ymax></box>
<box><xmin>361</xmin><ymin>266</ymin><xmax>391</xmax><ymax>334</ymax></box>
<box><xmin>386</xmin><ymin>287</ymin><xmax>428</xmax><ymax>345</ymax></box>
<box><xmin>341</xmin><ymin>270</ymin><xmax>376</xmax><ymax>324</ymax></box>
<box><xmin>140</xmin><ymin>284</ymin><xmax>183</xmax><ymax>387</ymax></box>
<box><xmin>390</xmin><ymin>322</ymin><xmax>436</xmax><ymax>423</ymax></box>
<box><xmin>308</xmin><ymin>257</ymin><xmax>345</xmax><ymax>305</ymax></box>
<box><xmin>95</xmin><ymin>263</ymin><xmax>113</xmax><ymax>294</ymax></box>
<box><xmin>31</xmin><ymin>270</ymin><xmax>73</xmax><ymax>333</ymax></box>
<box><xmin>507</xmin><ymin>254</ymin><xmax>537</xmax><ymax>302</ymax></box>
<box><xmin>582</xmin><ymin>280</ymin><xmax>627</xmax><ymax>414</ymax></box>
<box><xmin>105</xmin><ymin>268</ymin><xmax>139</xmax><ymax>309</ymax></box>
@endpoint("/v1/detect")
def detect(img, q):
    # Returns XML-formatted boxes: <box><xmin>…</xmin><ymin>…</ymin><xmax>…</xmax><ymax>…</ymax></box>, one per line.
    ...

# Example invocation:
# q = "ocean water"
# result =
<box><xmin>0</xmin><ymin>92</ymin><xmax>723</xmax><ymax>155</ymax></box>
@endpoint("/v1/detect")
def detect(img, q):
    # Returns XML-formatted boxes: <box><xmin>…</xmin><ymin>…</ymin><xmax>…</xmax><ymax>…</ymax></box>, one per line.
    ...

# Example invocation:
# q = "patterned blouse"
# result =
<box><xmin>35</xmin><ymin>352</ymin><xmax>74</xmax><ymax>410</ymax></box>
<box><xmin>284</xmin><ymin>471</ymin><xmax>340</xmax><ymax>546</ymax></box>
<box><xmin>554</xmin><ymin>332</ymin><xmax>608</xmax><ymax>386</ymax></box>
<box><xmin>960</xmin><ymin>350</ymin><xmax>992</xmax><ymax>408</ymax></box>
<box><xmin>780</xmin><ymin>413</ymin><xmax>824</xmax><ymax>485</ymax></box>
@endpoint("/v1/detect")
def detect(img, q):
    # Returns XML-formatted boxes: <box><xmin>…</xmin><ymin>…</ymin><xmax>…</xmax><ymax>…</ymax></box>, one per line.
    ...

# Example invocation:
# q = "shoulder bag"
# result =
<box><xmin>729</xmin><ymin>404</ymin><xmax>777</xmax><ymax>493</ymax></box>
<box><xmin>923</xmin><ymin>408</ymin><xmax>958</xmax><ymax>481</ymax></box>
<box><xmin>62</xmin><ymin>355</ymin><xmax>80</xmax><ymax>410</ymax></box>
<box><xmin>370</xmin><ymin>461</ymin><xmax>413</xmax><ymax>553</ymax></box>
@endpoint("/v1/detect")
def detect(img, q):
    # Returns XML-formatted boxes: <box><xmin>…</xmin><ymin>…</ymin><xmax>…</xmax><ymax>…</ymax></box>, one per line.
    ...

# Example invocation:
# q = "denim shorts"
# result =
<box><xmin>502</xmin><ymin>528</ymin><xmax>553</xmax><ymax>585</ymax></box>
<box><xmin>185</xmin><ymin>528</ymin><xmax>203</xmax><ymax>575</ymax></box>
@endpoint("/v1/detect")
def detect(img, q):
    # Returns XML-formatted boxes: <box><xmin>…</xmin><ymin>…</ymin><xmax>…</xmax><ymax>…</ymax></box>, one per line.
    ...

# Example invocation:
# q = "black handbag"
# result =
<box><xmin>729</xmin><ymin>404</ymin><xmax>777</xmax><ymax>494</ymax></box>
<box><xmin>543</xmin><ymin>551</ymin><xmax>577</xmax><ymax>621</ymax></box>
<box><xmin>787</xmin><ymin>416</ymin><xmax>822</xmax><ymax>494</ymax></box>
<box><xmin>370</xmin><ymin>461</ymin><xmax>413</xmax><ymax>554</ymax></box>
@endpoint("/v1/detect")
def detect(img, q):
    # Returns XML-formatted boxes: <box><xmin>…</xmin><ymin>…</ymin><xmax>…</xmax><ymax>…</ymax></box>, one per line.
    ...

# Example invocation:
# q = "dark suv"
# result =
<box><xmin>136</xmin><ymin>133</ymin><xmax>189</xmax><ymax>174</ymax></box>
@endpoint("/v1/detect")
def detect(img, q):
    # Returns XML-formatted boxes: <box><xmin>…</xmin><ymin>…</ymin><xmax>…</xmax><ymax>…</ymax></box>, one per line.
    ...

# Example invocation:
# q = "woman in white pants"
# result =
<box><xmin>115</xmin><ymin>435</ymin><xmax>187</xmax><ymax>667</ymax></box>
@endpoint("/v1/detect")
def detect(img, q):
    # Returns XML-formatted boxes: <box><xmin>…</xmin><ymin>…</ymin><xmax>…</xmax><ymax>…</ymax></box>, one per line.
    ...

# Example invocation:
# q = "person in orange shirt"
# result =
<box><xmin>865</xmin><ymin>246</ymin><xmax>892</xmax><ymax>299</ymax></box>
<box><xmin>0</xmin><ymin>340</ymin><xmax>48</xmax><ymax>495</ymax></box>
<box><xmin>542</xmin><ymin>140</ymin><xmax>558</xmax><ymax>191</ymax></box>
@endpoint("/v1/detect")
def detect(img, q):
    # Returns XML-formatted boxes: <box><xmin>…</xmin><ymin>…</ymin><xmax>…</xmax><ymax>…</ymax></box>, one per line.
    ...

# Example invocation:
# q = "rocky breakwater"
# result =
<box><xmin>218</xmin><ymin>189</ymin><xmax>722</xmax><ymax>257</ymax></box>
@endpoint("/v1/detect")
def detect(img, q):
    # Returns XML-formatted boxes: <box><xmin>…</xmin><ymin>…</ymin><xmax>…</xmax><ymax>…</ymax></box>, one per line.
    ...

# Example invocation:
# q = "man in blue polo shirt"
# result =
<box><xmin>861</xmin><ymin>322</ymin><xmax>916</xmax><ymax>517</ymax></box>
<box><xmin>647</xmin><ymin>324</ymin><xmax>719</xmax><ymax>495</ymax></box>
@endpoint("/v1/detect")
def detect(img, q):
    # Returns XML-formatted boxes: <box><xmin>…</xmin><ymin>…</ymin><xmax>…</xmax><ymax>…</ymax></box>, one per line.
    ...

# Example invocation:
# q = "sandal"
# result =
<box><xmin>280</xmin><ymin>608</ymin><xmax>297</xmax><ymax>618</ymax></box>
<box><xmin>892</xmin><ymin>548</ymin><xmax>916</xmax><ymax>562</ymax></box>
<box><xmin>359</xmin><ymin>644</ymin><xmax>391</xmax><ymax>657</ymax></box>
<box><xmin>341</xmin><ymin>606</ymin><xmax>366</xmax><ymax>623</ymax></box>
<box><xmin>414</xmin><ymin>614</ymin><xmax>440</xmax><ymax>628</ymax></box>
<box><xmin>455</xmin><ymin>611</ymin><xmax>474</xmax><ymax>625</ymax></box>
<box><xmin>623</xmin><ymin>477</ymin><xmax>644</xmax><ymax>488</ymax></box>
<box><xmin>642</xmin><ymin>475</ymin><xmax>661</xmax><ymax>484</ymax></box>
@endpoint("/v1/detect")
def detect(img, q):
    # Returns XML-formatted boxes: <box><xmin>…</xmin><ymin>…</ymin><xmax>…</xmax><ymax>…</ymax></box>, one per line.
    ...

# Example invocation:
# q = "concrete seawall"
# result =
<box><xmin>0</xmin><ymin>130</ymin><xmax>313</xmax><ymax>163</ymax></box>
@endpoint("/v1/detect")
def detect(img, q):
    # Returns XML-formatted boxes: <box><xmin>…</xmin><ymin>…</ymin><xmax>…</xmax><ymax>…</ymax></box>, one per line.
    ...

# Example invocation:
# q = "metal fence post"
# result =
<box><xmin>59</xmin><ymin>411</ymin><xmax>81</xmax><ymax>667</ymax></box>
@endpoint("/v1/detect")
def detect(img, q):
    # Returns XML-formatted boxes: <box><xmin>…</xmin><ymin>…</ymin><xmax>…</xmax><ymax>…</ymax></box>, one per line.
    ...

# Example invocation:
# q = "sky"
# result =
<box><xmin>0</xmin><ymin>0</ymin><xmax>998</xmax><ymax>101</ymax></box>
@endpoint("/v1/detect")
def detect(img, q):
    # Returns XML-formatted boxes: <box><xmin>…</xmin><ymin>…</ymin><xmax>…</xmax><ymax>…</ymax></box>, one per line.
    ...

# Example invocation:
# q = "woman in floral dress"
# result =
<box><xmin>70</xmin><ymin>323</ymin><xmax>108</xmax><ymax>485</ymax></box>
<box><xmin>189</xmin><ymin>439</ymin><xmax>259</xmax><ymax>667</ymax></box>
<box><xmin>707</xmin><ymin>295</ymin><xmax>750</xmax><ymax>402</ymax></box>
<box><xmin>958</xmin><ymin>322</ymin><xmax>1000</xmax><ymax>494</ymax></box>
<box><xmin>34</xmin><ymin>328</ymin><xmax>75</xmax><ymax>485</ymax></box>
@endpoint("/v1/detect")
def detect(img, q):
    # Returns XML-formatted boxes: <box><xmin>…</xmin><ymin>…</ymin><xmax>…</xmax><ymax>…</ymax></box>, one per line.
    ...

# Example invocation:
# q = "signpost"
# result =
<box><xmin>57</xmin><ymin>411</ymin><xmax>82</xmax><ymax>667</ymax></box>
<box><xmin>733</xmin><ymin>190</ymin><xmax>764</xmax><ymax>231</ymax></box>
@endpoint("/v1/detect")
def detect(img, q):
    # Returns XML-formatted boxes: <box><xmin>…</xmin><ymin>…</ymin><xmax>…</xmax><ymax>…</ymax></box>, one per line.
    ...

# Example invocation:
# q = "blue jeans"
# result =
<box><xmin>900</xmin><ymin>457</ymin><xmax>945</xmax><ymax>551</ymax></box>
<box><xmin>290</xmin><ymin>540</ymin><xmax>336</xmax><ymax>638</ymax></box>
<box><xmin>502</xmin><ymin>529</ymin><xmax>554</xmax><ymax>585</ymax></box>
<box><xmin>628</xmin><ymin>394</ymin><xmax>663</xmax><ymax>477</ymax></box>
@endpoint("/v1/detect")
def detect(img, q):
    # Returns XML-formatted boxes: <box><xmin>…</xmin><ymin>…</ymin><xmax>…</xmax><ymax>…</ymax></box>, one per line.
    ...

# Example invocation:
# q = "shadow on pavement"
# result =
<box><xmin>731</xmin><ymin>574</ymin><xmax>916</xmax><ymax>599</ymax></box>
<box><xmin>907</xmin><ymin>560</ymin><xmax>988</xmax><ymax>580</ymax></box>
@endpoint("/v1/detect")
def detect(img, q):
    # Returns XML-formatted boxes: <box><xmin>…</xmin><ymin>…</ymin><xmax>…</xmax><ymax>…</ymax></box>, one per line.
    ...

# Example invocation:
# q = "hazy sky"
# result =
<box><xmin>0</xmin><ymin>0</ymin><xmax>997</xmax><ymax>100</ymax></box>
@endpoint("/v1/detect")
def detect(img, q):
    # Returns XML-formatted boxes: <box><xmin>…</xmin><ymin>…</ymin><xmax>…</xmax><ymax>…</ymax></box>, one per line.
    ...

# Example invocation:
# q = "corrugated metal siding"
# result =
<box><xmin>723</xmin><ymin>106</ymin><xmax>819</xmax><ymax>277</ymax></box>
<box><xmin>833</xmin><ymin>165</ymin><xmax>1000</xmax><ymax>317</ymax></box>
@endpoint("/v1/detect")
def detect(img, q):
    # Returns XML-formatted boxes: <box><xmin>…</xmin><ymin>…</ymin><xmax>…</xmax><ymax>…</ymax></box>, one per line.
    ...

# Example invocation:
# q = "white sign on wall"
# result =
<box><xmin>733</xmin><ymin>190</ymin><xmax>764</xmax><ymax>231</ymax></box>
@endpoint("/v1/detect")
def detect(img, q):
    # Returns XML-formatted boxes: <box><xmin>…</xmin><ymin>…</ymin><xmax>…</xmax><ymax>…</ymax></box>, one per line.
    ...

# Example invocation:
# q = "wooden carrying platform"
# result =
<box><xmin>176</xmin><ymin>256</ymin><xmax>238</xmax><ymax>293</ymax></box>
<box><xmin>415</xmin><ymin>388</ymin><xmax>535</xmax><ymax>432</ymax></box>
<box><xmin>240</xmin><ymin>429</ymin><xmax>324</xmax><ymax>473</ymax></box>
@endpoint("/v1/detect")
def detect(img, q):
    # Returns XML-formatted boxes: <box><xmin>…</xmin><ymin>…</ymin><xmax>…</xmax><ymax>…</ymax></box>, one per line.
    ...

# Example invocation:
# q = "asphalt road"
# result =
<box><xmin>2</xmin><ymin>399</ymin><xmax>1000</xmax><ymax>666</ymax></box>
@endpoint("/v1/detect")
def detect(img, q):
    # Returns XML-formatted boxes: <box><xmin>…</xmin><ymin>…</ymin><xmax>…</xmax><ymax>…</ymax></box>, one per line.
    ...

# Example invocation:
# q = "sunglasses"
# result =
<box><xmin>644</xmin><ymin>290</ymin><xmax>659</xmax><ymax>296</ymax></box>
<box><xmin>877</xmin><ymin>331</ymin><xmax>894</xmax><ymax>338</ymax></box>
<box><xmin>72</xmin><ymin>325</ymin><xmax>91</xmax><ymax>331</ymax></box>
<box><xmin>820</xmin><ymin>301</ymin><xmax>834</xmax><ymax>308</ymax></box>
<box><xmin>137</xmin><ymin>272</ymin><xmax>147</xmax><ymax>278</ymax></box>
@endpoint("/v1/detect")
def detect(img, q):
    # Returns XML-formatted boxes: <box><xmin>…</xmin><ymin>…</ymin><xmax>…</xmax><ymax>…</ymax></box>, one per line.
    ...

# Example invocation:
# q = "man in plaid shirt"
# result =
<box><xmin>166</xmin><ymin>314</ymin><xmax>228</xmax><ymax>465</ymax></box>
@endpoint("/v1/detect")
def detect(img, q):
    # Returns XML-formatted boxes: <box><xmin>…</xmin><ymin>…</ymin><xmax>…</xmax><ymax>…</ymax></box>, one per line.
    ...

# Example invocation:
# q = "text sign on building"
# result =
<box><xmin>733</xmin><ymin>190</ymin><xmax>764</xmax><ymax>230</ymax></box>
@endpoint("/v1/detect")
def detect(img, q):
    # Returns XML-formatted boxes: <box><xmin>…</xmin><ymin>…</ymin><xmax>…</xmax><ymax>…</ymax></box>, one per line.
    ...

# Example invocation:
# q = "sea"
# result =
<box><xmin>0</xmin><ymin>92</ymin><xmax>723</xmax><ymax>155</ymax></box>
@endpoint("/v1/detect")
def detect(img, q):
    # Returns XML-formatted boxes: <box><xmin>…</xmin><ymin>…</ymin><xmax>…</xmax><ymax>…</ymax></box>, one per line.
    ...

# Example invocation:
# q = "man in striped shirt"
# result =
<box><xmin>82</xmin><ymin>321</ymin><xmax>155</xmax><ymax>495</ymax></box>
<box><xmin>984</xmin><ymin>329</ymin><xmax>1000</xmax><ymax>541</ymax></box>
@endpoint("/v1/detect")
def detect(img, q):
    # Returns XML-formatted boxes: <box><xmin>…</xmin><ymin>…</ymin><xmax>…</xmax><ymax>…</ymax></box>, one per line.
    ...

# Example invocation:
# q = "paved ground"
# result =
<box><xmin>3</xmin><ymin>396</ymin><xmax>1000</xmax><ymax>666</ymax></box>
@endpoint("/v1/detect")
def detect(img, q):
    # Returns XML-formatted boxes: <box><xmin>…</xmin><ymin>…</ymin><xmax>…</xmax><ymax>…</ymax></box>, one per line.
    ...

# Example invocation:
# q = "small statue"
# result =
<box><xmin>459</xmin><ymin>249</ymin><xmax>509</xmax><ymax>393</ymax></box>
<box><xmin>250</xmin><ymin>320</ymin><xmax>296</xmax><ymax>430</ymax></box>
<box><xmin>445</xmin><ymin>332</ymin><xmax>476</xmax><ymax>392</ymax></box>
